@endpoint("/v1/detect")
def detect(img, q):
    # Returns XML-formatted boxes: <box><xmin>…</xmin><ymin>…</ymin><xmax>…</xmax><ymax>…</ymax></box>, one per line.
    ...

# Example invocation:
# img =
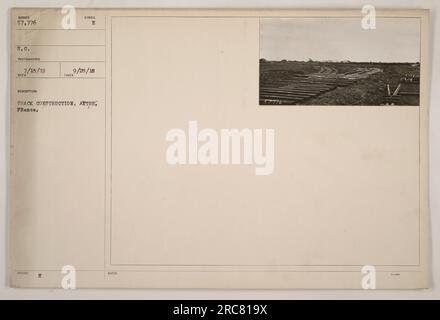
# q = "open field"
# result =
<box><xmin>259</xmin><ymin>61</ymin><xmax>420</xmax><ymax>106</ymax></box>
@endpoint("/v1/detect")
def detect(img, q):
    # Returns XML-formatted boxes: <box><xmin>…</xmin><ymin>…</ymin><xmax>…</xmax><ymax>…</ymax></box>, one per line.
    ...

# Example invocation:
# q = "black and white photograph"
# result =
<box><xmin>259</xmin><ymin>18</ymin><xmax>421</xmax><ymax>106</ymax></box>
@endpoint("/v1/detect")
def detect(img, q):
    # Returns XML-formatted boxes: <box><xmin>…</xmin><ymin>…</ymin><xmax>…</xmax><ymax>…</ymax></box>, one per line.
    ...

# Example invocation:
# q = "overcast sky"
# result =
<box><xmin>260</xmin><ymin>18</ymin><xmax>420</xmax><ymax>62</ymax></box>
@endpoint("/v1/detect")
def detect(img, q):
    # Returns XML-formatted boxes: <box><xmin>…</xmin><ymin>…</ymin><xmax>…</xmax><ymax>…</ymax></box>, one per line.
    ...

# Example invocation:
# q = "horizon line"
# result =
<box><xmin>260</xmin><ymin>59</ymin><xmax>420</xmax><ymax>64</ymax></box>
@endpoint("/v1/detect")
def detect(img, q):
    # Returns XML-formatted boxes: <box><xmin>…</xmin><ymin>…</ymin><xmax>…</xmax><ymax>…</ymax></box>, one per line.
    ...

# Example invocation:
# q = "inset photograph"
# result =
<box><xmin>259</xmin><ymin>18</ymin><xmax>421</xmax><ymax>106</ymax></box>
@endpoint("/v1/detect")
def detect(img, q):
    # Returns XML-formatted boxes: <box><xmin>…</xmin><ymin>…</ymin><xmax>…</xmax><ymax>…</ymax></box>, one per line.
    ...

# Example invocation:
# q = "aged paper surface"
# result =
<box><xmin>9</xmin><ymin>8</ymin><xmax>430</xmax><ymax>288</ymax></box>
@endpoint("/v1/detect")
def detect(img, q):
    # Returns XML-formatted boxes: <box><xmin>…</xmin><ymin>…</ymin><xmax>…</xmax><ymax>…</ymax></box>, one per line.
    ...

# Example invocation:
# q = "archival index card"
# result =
<box><xmin>10</xmin><ymin>8</ymin><xmax>430</xmax><ymax>289</ymax></box>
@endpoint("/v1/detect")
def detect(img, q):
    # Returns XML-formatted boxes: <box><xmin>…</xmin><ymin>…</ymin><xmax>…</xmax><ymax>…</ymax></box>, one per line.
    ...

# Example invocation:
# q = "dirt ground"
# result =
<box><xmin>260</xmin><ymin>61</ymin><xmax>420</xmax><ymax>106</ymax></box>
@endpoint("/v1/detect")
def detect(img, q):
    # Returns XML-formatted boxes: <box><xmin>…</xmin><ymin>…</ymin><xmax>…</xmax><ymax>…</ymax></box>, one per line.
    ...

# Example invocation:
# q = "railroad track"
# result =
<box><xmin>259</xmin><ymin>76</ymin><xmax>356</xmax><ymax>105</ymax></box>
<box><xmin>259</xmin><ymin>67</ymin><xmax>381</xmax><ymax>105</ymax></box>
